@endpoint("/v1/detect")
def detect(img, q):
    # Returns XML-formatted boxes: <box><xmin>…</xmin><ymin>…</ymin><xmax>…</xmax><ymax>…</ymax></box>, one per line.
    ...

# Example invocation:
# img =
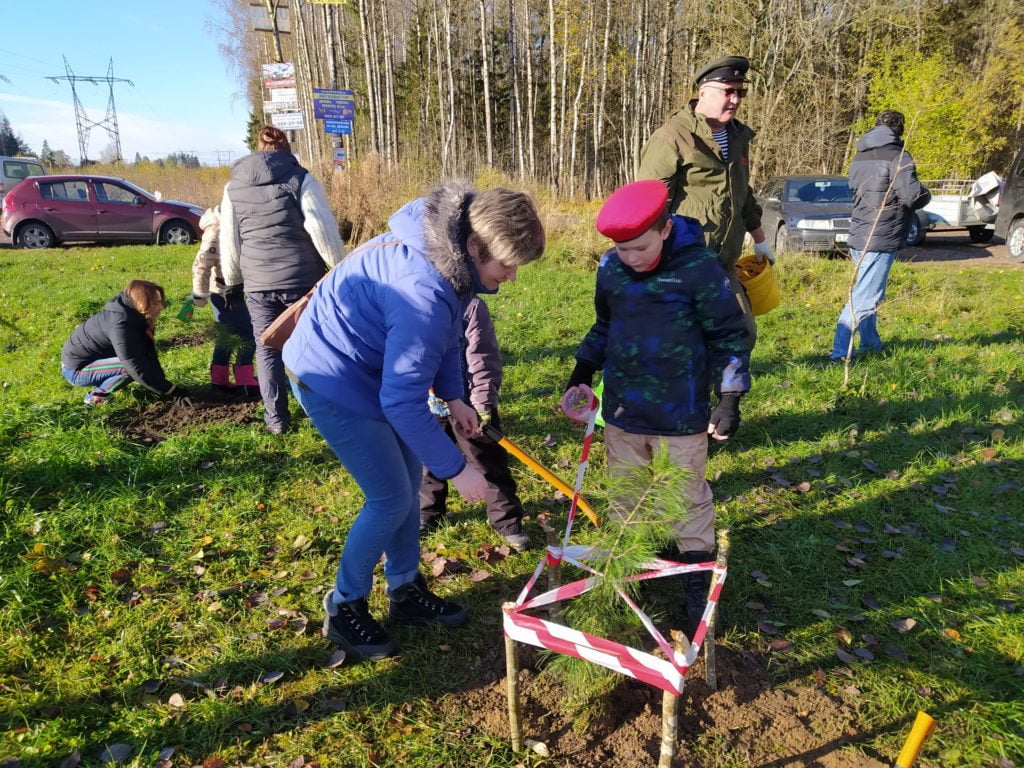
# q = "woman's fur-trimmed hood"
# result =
<box><xmin>388</xmin><ymin>179</ymin><xmax>476</xmax><ymax>298</ymax></box>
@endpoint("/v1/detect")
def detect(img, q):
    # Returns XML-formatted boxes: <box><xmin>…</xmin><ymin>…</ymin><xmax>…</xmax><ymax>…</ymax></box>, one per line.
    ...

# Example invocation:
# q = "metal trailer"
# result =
<box><xmin>910</xmin><ymin>178</ymin><xmax>998</xmax><ymax>246</ymax></box>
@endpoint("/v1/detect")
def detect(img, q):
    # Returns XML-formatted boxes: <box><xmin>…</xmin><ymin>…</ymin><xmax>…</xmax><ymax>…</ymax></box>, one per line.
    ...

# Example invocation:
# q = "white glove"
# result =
<box><xmin>753</xmin><ymin>240</ymin><xmax>775</xmax><ymax>265</ymax></box>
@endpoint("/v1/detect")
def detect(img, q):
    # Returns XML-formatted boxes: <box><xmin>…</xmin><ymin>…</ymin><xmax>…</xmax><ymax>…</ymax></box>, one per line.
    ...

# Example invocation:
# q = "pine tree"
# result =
<box><xmin>40</xmin><ymin>140</ymin><xmax>55</xmax><ymax>166</ymax></box>
<box><xmin>245</xmin><ymin>108</ymin><xmax>262</xmax><ymax>152</ymax></box>
<box><xmin>0</xmin><ymin>114</ymin><xmax>32</xmax><ymax>156</ymax></box>
<box><xmin>134</xmin><ymin>152</ymin><xmax>143</xmax><ymax>165</ymax></box>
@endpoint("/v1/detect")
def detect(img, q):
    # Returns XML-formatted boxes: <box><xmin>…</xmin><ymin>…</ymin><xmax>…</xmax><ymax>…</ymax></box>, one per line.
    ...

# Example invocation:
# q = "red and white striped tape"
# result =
<box><xmin>506</xmin><ymin>545</ymin><xmax>727</xmax><ymax>696</ymax></box>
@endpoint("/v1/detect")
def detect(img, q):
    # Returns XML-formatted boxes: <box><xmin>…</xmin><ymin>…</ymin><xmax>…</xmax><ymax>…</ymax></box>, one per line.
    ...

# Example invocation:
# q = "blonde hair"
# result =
<box><xmin>257</xmin><ymin>125</ymin><xmax>291</xmax><ymax>152</ymax></box>
<box><xmin>124</xmin><ymin>280</ymin><xmax>166</xmax><ymax>327</ymax></box>
<box><xmin>467</xmin><ymin>188</ymin><xmax>545</xmax><ymax>267</ymax></box>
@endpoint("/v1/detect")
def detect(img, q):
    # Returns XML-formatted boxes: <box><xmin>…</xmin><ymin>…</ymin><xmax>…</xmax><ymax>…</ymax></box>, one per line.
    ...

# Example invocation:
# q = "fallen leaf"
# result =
<box><xmin>842</xmin><ymin>579</ymin><xmax>862</xmax><ymax>587</ymax></box>
<box><xmin>812</xmin><ymin>668</ymin><xmax>827</xmax><ymax>687</ymax></box>
<box><xmin>203</xmin><ymin>758</ymin><xmax>227</xmax><ymax>768</ymax></box>
<box><xmin>811</xmin><ymin>608</ymin><xmax>831</xmax><ymax>619</ymax></box>
<box><xmin>892</xmin><ymin>618</ymin><xmax>917</xmax><ymax>633</ymax></box>
<box><xmin>756</xmin><ymin>620</ymin><xmax>780</xmax><ymax>635</ymax></box>
<box><xmin>971</xmin><ymin>576</ymin><xmax>989</xmax><ymax>587</ymax></box>
<box><xmin>769</xmin><ymin>638</ymin><xmax>793</xmax><ymax>652</ymax></box>
<box><xmin>835</xmin><ymin>648</ymin><xmax>857</xmax><ymax>664</ymax></box>
<box><xmin>285</xmin><ymin>698</ymin><xmax>310</xmax><ymax>715</ymax></box>
<box><xmin>98</xmin><ymin>744</ymin><xmax>133</xmax><ymax>764</ymax></box>
<box><xmin>167</xmin><ymin>693</ymin><xmax>186</xmax><ymax>708</ymax></box>
<box><xmin>468</xmin><ymin>569</ymin><xmax>490</xmax><ymax>582</ymax></box>
<box><xmin>292</xmin><ymin>534</ymin><xmax>310</xmax><ymax>550</ymax></box>
<box><xmin>853</xmin><ymin>647</ymin><xmax>875</xmax><ymax>661</ymax></box>
<box><xmin>525</xmin><ymin>739</ymin><xmax>550</xmax><ymax>758</ymax></box>
<box><xmin>110</xmin><ymin>568</ymin><xmax>132</xmax><ymax>585</ymax></box>
<box><xmin>542</xmin><ymin>434</ymin><xmax>557</xmax><ymax>447</ymax></box>
<box><xmin>320</xmin><ymin>698</ymin><xmax>346</xmax><ymax>712</ymax></box>
<box><xmin>943</xmin><ymin>628</ymin><xmax>962</xmax><ymax>641</ymax></box>
<box><xmin>288</xmin><ymin>758</ymin><xmax>306</xmax><ymax>768</ymax></box>
<box><xmin>236</xmin><ymin>723</ymin><xmax>253</xmax><ymax>732</ymax></box>
<box><xmin>259</xmin><ymin>670</ymin><xmax>285</xmax><ymax>684</ymax></box>
<box><xmin>199</xmin><ymin>460</ymin><xmax>216</xmax><ymax>469</ymax></box>
<box><xmin>861</xmin><ymin>594</ymin><xmax>881</xmax><ymax>611</ymax></box>
<box><xmin>834</xmin><ymin>627</ymin><xmax>853</xmax><ymax>645</ymax></box>
<box><xmin>745</xmin><ymin>601</ymin><xmax>766</xmax><ymax>611</ymax></box>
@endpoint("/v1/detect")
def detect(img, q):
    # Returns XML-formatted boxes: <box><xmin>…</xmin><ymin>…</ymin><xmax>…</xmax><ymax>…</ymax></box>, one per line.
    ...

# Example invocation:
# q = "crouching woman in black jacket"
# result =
<box><xmin>61</xmin><ymin>279</ymin><xmax>190</xmax><ymax>406</ymax></box>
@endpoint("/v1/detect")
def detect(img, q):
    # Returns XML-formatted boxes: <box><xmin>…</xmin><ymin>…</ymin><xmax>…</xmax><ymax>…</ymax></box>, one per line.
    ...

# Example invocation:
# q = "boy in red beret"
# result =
<box><xmin>563</xmin><ymin>179</ymin><xmax>751</xmax><ymax>638</ymax></box>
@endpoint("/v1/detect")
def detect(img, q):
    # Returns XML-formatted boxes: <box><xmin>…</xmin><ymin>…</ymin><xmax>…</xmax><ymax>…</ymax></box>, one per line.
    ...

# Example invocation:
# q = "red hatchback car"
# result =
<box><xmin>2</xmin><ymin>174</ymin><xmax>203</xmax><ymax>249</ymax></box>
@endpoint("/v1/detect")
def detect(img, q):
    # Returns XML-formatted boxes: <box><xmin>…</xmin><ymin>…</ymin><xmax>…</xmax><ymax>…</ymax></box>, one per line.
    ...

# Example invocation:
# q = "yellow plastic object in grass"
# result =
<box><xmin>735</xmin><ymin>254</ymin><xmax>780</xmax><ymax>316</ymax></box>
<box><xmin>895</xmin><ymin>711</ymin><xmax>935</xmax><ymax>768</ymax></box>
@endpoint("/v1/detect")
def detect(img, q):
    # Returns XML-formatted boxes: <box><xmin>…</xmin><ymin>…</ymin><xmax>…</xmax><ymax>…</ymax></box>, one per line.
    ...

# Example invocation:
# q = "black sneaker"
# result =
<box><xmin>387</xmin><ymin>573</ymin><xmax>467</xmax><ymax>628</ymax></box>
<box><xmin>322</xmin><ymin>590</ymin><xmax>398</xmax><ymax>661</ymax></box>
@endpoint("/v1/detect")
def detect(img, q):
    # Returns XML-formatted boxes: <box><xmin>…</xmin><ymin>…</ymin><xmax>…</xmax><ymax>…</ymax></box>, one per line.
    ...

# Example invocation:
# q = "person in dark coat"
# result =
<box><xmin>219</xmin><ymin>126</ymin><xmax>346</xmax><ymax>434</ymax></box>
<box><xmin>61</xmin><ymin>279</ymin><xmax>189</xmax><ymax>406</ymax></box>
<box><xmin>563</xmin><ymin>180</ymin><xmax>751</xmax><ymax>639</ymax></box>
<box><xmin>830</xmin><ymin>110</ymin><xmax>931</xmax><ymax>360</ymax></box>
<box><xmin>419</xmin><ymin>296</ymin><xmax>530</xmax><ymax>552</ymax></box>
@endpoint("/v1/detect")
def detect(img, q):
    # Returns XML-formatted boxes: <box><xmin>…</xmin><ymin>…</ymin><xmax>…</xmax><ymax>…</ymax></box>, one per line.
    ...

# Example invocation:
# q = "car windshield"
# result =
<box><xmin>785</xmin><ymin>180</ymin><xmax>853</xmax><ymax>204</ymax></box>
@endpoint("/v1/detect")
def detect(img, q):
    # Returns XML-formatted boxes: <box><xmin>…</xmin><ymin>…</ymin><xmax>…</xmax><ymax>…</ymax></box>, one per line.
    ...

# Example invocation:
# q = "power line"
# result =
<box><xmin>47</xmin><ymin>56</ymin><xmax>134</xmax><ymax>164</ymax></box>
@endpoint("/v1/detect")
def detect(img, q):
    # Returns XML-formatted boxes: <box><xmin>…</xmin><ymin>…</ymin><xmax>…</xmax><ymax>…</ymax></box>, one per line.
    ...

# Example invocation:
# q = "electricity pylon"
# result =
<box><xmin>47</xmin><ymin>57</ymin><xmax>133</xmax><ymax>164</ymax></box>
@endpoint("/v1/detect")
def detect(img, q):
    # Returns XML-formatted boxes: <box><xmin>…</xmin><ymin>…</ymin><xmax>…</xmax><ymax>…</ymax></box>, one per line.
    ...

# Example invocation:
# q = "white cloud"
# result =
<box><xmin>0</xmin><ymin>92</ymin><xmax>246</xmax><ymax>165</ymax></box>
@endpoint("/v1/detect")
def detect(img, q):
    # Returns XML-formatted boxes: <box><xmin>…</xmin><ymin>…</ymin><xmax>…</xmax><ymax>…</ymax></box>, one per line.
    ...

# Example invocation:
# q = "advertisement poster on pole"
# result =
<box><xmin>313</xmin><ymin>88</ymin><xmax>355</xmax><ymax>120</ymax></box>
<box><xmin>323</xmin><ymin>119</ymin><xmax>353</xmax><ymax>135</ymax></box>
<box><xmin>262</xmin><ymin>62</ymin><xmax>296</xmax><ymax>90</ymax></box>
<box><xmin>271</xmin><ymin>111</ymin><xmax>305</xmax><ymax>131</ymax></box>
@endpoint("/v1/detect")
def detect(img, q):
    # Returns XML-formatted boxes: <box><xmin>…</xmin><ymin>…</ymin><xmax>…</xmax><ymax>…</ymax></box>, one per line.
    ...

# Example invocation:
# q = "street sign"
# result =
<box><xmin>333</xmin><ymin>148</ymin><xmax>347</xmax><ymax>166</ymax></box>
<box><xmin>313</xmin><ymin>88</ymin><xmax>355</xmax><ymax>119</ymax></box>
<box><xmin>272</xmin><ymin>111</ymin><xmax>305</xmax><ymax>131</ymax></box>
<box><xmin>324</xmin><ymin>119</ymin><xmax>352</xmax><ymax>135</ymax></box>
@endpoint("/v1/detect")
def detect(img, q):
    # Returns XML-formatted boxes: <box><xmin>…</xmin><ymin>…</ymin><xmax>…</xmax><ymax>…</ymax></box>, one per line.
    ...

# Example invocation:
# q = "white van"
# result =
<box><xmin>1</xmin><ymin>156</ymin><xmax>46</xmax><ymax>200</ymax></box>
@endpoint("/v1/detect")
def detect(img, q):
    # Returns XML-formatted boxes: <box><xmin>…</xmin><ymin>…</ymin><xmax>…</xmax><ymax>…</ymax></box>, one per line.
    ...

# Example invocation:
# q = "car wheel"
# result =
<box><xmin>1007</xmin><ymin>217</ymin><xmax>1024</xmax><ymax>263</ymax></box>
<box><xmin>904</xmin><ymin>213</ymin><xmax>926</xmax><ymax>247</ymax></box>
<box><xmin>15</xmin><ymin>221</ymin><xmax>57</xmax><ymax>249</ymax></box>
<box><xmin>967</xmin><ymin>226</ymin><xmax>994</xmax><ymax>244</ymax></box>
<box><xmin>159</xmin><ymin>219</ymin><xmax>195</xmax><ymax>245</ymax></box>
<box><xmin>775</xmin><ymin>225</ymin><xmax>790</xmax><ymax>254</ymax></box>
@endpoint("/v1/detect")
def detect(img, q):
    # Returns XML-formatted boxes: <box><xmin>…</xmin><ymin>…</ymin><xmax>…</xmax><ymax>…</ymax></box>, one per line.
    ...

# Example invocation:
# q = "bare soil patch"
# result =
<box><xmin>106</xmin><ymin>388</ymin><xmax>260</xmax><ymax>444</ymax></box>
<box><xmin>453</xmin><ymin>646</ymin><xmax>888</xmax><ymax>767</ymax></box>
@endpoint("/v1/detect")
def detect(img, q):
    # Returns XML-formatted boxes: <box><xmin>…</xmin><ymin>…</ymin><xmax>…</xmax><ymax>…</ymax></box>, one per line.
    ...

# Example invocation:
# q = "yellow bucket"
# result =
<box><xmin>735</xmin><ymin>254</ymin><xmax>780</xmax><ymax>316</ymax></box>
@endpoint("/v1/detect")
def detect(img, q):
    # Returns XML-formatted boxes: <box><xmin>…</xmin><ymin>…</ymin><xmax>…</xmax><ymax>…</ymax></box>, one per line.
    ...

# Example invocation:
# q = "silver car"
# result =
<box><xmin>757</xmin><ymin>175</ymin><xmax>853</xmax><ymax>253</ymax></box>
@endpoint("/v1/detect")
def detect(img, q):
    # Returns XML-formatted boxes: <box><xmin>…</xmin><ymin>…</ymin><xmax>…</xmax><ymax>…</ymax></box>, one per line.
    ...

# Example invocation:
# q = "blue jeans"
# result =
<box><xmin>291</xmin><ymin>380</ymin><xmax>422</xmax><ymax>603</ymax></box>
<box><xmin>831</xmin><ymin>249</ymin><xmax>896</xmax><ymax>359</ymax></box>
<box><xmin>61</xmin><ymin>358</ymin><xmax>131</xmax><ymax>401</ymax></box>
<box><xmin>246</xmin><ymin>289</ymin><xmax>310</xmax><ymax>430</ymax></box>
<box><xmin>210</xmin><ymin>293</ymin><xmax>255</xmax><ymax>367</ymax></box>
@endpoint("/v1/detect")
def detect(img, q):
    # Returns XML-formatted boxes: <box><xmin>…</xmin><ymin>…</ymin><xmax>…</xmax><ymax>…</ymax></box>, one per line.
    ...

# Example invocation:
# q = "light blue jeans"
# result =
<box><xmin>291</xmin><ymin>380</ymin><xmax>422</xmax><ymax>603</ymax></box>
<box><xmin>831</xmin><ymin>249</ymin><xmax>896</xmax><ymax>359</ymax></box>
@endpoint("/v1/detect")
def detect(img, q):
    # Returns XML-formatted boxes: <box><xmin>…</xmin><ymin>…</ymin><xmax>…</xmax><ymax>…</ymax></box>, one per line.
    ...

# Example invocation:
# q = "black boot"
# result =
<box><xmin>322</xmin><ymin>590</ymin><xmax>398</xmax><ymax>661</ymax></box>
<box><xmin>680</xmin><ymin>550</ymin><xmax>713</xmax><ymax>640</ymax></box>
<box><xmin>388</xmin><ymin>573</ymin><xmax>468</xmax><ymax>627</ymax></box>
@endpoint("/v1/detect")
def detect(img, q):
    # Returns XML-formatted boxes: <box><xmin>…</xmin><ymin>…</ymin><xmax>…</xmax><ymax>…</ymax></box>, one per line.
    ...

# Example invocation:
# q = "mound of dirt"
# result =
<box><xmin>106</xmin><ymin>389</ymin><xmax>260</xmax><ymax>443</ymax></box>
<box><xmin>453</xmin><ymin>646</ymin><xmax>887</xmax><ymax>767</ymax></box>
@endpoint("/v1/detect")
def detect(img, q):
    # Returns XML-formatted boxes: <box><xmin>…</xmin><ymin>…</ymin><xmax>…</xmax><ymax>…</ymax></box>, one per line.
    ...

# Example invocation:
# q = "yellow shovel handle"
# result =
<box><xmin>895</xmin><ymin>711</ymin><xmax>935</xmax><ymax>768</ymax></box>
<box><xmin>487</xmin><ymin>427</ymin><xmax>599</xmax><ymax>527</ymax></box>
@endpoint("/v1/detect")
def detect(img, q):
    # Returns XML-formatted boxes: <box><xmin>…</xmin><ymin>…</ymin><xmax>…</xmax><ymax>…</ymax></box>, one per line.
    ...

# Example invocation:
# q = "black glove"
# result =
<box><xmin>708</xmin><ymin>394</ymin><xmax>741</xmax><ymax>439</ymax></box>
<box><xmin>565</xmin><ymin>359</ymin><xmax>597</xmax><ymax>392</ymax></box>
<box><xmin>222</xmin><ymin>284</ymin><xmax>244</xmax><ymax>310</ymax></box>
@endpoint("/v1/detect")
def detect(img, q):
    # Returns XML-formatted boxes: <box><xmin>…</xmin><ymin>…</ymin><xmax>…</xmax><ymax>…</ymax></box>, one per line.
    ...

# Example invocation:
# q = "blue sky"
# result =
<box><xmin>0</xmin><ymin>0</ymin><xmax>249</xmax><ymax>166</ymax></box>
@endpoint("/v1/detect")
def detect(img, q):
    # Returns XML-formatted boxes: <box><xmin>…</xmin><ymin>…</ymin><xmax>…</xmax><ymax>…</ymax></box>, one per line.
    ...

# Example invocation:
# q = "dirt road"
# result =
<box><xmin>898</xmin><ymin>229</ymin><xmax>1021</xmax><ymax>267</ymax></box>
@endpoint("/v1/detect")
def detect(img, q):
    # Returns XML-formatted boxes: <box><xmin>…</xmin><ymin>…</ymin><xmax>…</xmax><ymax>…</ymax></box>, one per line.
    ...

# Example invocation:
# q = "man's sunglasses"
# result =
<box><xmin>706</xmin><ymin>85</ymin><xmax>748</xmax><ymax>98</ymax></box>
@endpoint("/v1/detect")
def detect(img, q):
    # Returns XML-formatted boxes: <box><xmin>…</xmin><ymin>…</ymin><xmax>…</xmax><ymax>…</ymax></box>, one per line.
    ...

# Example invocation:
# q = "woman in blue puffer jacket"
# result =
<box><xmin>283</xmin><ymin>180</ymin><xmax>545</xmax><ymax>663</ymax></box>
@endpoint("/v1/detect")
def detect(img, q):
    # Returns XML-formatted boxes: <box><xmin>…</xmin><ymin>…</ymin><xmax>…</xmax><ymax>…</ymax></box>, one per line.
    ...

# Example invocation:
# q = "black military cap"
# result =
<box><xmin>695</xmin><ymin>55</ymin><xmax>749</xmax><ymax>85</ymax></box>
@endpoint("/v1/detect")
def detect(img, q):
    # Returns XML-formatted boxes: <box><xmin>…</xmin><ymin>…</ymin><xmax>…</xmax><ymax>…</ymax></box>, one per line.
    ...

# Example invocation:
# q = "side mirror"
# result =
<box><xmin>133</xmin><ymin>196</ymin><xmax>145</xmax><ymax>205</ymax></box>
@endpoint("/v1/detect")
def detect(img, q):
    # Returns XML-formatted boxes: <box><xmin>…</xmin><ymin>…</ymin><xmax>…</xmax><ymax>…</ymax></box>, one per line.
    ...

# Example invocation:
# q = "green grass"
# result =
<box><xmin>1</xmin><ymin>242</ymin><xmax>1022</xmax><ymax>766</ymax></box>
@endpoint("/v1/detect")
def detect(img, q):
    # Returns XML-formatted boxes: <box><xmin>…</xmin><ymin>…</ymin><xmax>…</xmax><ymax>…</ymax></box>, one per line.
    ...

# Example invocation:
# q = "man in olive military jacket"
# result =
<box><xmin>638</xmin><ymin>55</ymin><xmax>770</xmax><ymax>347</ymax></box>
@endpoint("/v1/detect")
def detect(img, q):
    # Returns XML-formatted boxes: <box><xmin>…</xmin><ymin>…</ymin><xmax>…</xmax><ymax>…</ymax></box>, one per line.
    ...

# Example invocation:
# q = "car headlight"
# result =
<box><xmin>188</xmin><ymin>206</ymin><xmax>204</xmax><ymax>217</ymax></box>
<box><xmin>796</xmin><ymin>219</ymin><xmax>834</xmax><ymax>230</ymax></box>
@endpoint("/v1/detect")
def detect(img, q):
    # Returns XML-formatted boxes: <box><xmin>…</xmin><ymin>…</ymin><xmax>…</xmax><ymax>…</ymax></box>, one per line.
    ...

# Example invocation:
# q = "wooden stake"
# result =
<box><xmin>540</xmin><ymin>519</ymin><xmax>564</xmax><ymax>622</ymax></box>
<box><xmin>503</xmin><ymin>602</ymin><xmax>523</xmax><ymax>752</ymax></box>
<box><xmin>704</xmin><ymin>529</ymin><xmax>731</xmax><ymax>691</ymax></box>
<box><xmin>658</xmin><ymin>689</ymin><xmax>678</xmax><ymax>767</ymax></box>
